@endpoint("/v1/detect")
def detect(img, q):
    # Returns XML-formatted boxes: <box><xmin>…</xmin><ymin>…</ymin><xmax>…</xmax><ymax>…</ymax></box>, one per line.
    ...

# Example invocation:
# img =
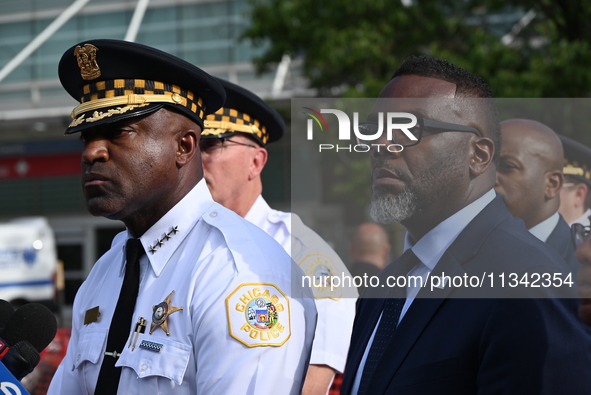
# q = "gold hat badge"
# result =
<box><xmin>74</xmin><ymin>43</ymin><xmax>101</xmax><ymax>80</ymax></box>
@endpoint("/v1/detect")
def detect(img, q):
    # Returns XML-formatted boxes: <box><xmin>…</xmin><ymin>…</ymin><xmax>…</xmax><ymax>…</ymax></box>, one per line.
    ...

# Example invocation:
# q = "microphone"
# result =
<box><xmin>0</xmin><ymin>300</ymin><xmax>15</xmax><ymax>359</ymax></box>
<box><xmin>1</xmin><ymin>303</ymin><xmax>58</xmax><ymax>354</ymax></box>
<box><xmin>2</xmin><ymin>341</ymin><xmax>40</xmax><ymax>380</ymax></box>
<box><xmin>0</xmin><ymin>303</ymin><xmax>57</xmax><ymax>382</ymax></box>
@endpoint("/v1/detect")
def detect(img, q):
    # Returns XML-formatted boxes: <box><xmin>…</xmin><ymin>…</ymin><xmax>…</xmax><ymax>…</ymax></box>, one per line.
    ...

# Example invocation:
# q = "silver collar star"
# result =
<box><xmin>149</xmin><ymin>226</ymin><xmax>180</xmax><ymax>254</ymax></box>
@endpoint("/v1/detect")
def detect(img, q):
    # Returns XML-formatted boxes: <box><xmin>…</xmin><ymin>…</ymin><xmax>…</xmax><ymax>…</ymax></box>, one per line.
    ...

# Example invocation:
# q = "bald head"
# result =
<box><xmin>494</xmin><ymin>119</ymin><xmax>564</xmax><ymax>229</ymax></box>
<box><xmin>350</xmin><ymin>222</ymin><xmax>391</xmax><ymax>269</ymax></box>
<box><xmin>502</xmin><ymin>119</ymin><xmax>563</xmax><ymax>170</ymax></box>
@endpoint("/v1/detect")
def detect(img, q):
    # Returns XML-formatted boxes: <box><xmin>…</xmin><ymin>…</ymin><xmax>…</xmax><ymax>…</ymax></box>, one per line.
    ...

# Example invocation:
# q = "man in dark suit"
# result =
<box><xmin>340</xmin><ymin>56</ymin><xmax>591</xmax><ymax>395</ymax></box>
<box><xmin>495</xmin><ymin>119</ymin><xmax>579</xmax><ymax>273</ymax></box>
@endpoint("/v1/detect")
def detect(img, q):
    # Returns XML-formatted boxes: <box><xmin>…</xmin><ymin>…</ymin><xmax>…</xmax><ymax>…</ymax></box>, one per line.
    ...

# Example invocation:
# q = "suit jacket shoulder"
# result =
<box><xmin>546</xmin><ymin>214</ymin><xmax>579</xmax><ymax>274</ymax></box>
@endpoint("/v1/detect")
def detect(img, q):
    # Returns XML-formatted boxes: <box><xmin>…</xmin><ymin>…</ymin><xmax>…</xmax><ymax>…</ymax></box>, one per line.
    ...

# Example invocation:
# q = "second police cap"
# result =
<box><xmin>201</xmin><ymin>78</ymin><xmax>285</xmax><ymax>146</ymax></box>
<box><xmin>59</xmin><ymin>39</ymin><xmax>226</xmax><ymax>134</ymax></box>
<box><xmin>559</xmin><ymin>134</ymin><xmax>591</xmax><ymax>187</ymax></box>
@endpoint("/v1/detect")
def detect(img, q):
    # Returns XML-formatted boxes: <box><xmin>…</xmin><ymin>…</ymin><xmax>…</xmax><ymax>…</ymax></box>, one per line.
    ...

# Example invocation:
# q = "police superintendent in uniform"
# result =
<box><xmin>48</xmin><ymin>39</ymin><xmax>317</xmax><ymax>395</ymax></box>
<box><xmin>200</xmin><ymin>78</ymin><xmax>357</xmax><ymax>394</ymax></box>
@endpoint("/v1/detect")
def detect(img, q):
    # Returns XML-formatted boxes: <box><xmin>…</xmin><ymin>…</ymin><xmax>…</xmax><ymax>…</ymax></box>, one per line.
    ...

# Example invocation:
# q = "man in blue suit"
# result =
<box><xmin>340</xmin><ymin>56</ymin><xmax>591</xmax><ymax>395</ymax></box>
<box><xmin>495</xmin><ymin>119</ymin><xmax>579</xmax><ymax>273</ymax></box>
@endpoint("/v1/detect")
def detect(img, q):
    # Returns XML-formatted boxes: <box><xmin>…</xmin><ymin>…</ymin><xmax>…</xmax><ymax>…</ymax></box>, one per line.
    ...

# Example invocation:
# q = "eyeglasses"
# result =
<box><xmin>355</xmin><ymin>114</ymin><xmax>482</xmax><ymax>147</ymax></box>
<box><xmin>199</xmin><ymin>137</ymin><xmax>257</xmax><ymax>155</ymax></box>
<box><xmin>571</xmin><ymin>219</ymin><xmax>591</xmax><ymax>248</ymax></box>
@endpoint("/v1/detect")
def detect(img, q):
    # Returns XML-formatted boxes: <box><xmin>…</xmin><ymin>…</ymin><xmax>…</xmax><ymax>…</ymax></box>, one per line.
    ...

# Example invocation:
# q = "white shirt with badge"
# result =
<box><xmin>48</xmin><ymin>180</ymin><xmax>317</xmax><ymax>395</ymax></box>
<box><xmin>245</xmin><ymin>195</ymin><xmax>358</xmax><ymax>373</ymax></box>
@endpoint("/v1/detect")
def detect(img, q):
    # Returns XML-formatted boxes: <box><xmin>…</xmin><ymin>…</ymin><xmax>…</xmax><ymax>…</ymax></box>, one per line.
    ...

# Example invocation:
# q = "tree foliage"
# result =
<box><xmin>244</xmin><ymin>0</ymin><xmax>591</xmax><ymax>219</ymax></box>
<box><xmin>244</xmin><ymin>0</ymin><xmax>591</xmax><ymax>97</ymax></box>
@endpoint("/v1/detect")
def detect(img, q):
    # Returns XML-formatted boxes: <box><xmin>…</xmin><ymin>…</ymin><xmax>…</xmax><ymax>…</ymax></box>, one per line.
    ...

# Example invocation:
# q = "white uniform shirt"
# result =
<box><xmin>48</xmin><ymin>180</ymin><xmax>317</xmax><ymax>395</ymax></box>
<box><xmin>569</xmin><ymin>208</ymin><xmax>591</xmax><ymax>227</ymax></box>
<box><xmin>245</xmin><ymin>195</ymin><xmax>357</xmax><ymax>373</ymax></box>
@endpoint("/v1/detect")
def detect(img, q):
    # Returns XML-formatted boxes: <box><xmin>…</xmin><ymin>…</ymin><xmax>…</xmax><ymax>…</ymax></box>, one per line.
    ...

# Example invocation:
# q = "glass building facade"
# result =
<box><xmin>0</xmin><ymin>0</ymin><xmax>301</xmax><ymax>312</ymax></box>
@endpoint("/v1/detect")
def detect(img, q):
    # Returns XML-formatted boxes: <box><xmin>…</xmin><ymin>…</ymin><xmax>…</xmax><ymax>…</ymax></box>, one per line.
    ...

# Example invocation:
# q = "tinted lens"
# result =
<box><xmin>389</xmin><ymin>117</ymin><xmax>420</xmax><ymax>146</ymax></box>
<box><xmin>199</xmin><ymin>138</ymin><xmax>223</xmax><ymax>153</ymax></box>
<box><xmin>355</xmin><ymin>123</ymin><xmax>380</xmax><ymax>144</ymax></box>
<box><xmin>355</xmin><ymin>121</ymin><xmax>420</xmax><ymax>147</ymax></box>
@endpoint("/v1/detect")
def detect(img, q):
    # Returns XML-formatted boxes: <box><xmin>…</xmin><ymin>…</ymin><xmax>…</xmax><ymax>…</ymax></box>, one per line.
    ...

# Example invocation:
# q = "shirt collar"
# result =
<box><xmin>571</xmin><ymin>208</ymin><xmax>591</xmax><ymax>227</ymax></box>
<box><xmin>528</xmin><ymin>211</ymin><xmax>560</xmax><ymax>242</ymax></box>
<box><xmin>404</xmin><ymin>188</ymin><xmax>496</xmax><ymax>271</ymax></box>
<box><xmin>122</xmin><ymin>179</ymin><xmax>214</xmax><ymax>277</ymax></box>
<box><xmin>244</xmin><ymin>195</ymin><xmax>271</xmax><ymax>227</ymax></box>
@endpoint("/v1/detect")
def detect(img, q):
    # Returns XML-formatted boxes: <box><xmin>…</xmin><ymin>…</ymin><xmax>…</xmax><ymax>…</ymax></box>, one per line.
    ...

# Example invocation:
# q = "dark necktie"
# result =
<box><xmin>95</xmin><ymin>238</ymin><xmax>145</xmax><ymax>394</ymax></box>
<box><xmin>357</xmin><ymin>248</ymin><xmax>420</xmax><ymax>395</ymax></box>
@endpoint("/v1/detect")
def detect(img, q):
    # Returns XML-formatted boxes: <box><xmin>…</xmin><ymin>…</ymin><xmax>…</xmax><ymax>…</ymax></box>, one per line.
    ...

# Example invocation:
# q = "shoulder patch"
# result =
<box><xmin>226</xmin><ymin>283</ymin><xmax>291</xmax><ymax>347</ymax></box>
<box><xmin>299</xmin><ymin>254</ymin><xmax>342</xmax><ymax>300</ymax></box>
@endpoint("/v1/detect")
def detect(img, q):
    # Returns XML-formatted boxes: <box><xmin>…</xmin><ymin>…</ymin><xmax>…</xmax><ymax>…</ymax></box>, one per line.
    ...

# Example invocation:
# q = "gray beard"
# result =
<box><xmin>368</xmin><ymin>137</ymin><xmax>467</xmax><ymax>225</ymax></box>
<box><xmin>370</xmin><ymin>188</ymin><xmax>417</xmax><ymax>224</ymax></box>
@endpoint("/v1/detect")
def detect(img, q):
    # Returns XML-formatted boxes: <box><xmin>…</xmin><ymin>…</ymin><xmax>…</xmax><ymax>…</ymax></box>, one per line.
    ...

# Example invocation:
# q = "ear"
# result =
<box><xmin>176</xmin><ymin>129</ymin><xmax>199</xmax><ymax>167</ymax></box>
<box><xmin>545</xmin><ymin>170</ymin><xmax>563</xmax><ymax>199</ymax></box>
<box><xmin>575</xmin><ymin>183</ymin><xmax>589</xmax><ymax>207</ymax></box>
<box><xmin>248</xmin><ymin>147</ymin><xmax>268</xmax><ymax>180</ymax></box>
<box><xmin>468</xmin><ymin>136</ymin><xmax>495</xmax><ymax>177</ymax></box>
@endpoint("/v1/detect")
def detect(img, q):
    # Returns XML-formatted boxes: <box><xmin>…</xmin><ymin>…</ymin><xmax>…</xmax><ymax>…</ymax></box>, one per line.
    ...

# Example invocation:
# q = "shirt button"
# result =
<box><xmin>76</xmin><ymin>354</ymin><xmax>81</xmax><ymax>361</ymax></box>
<box><xmin>209</xmin><ymin>211</ymin><xmax>218</xmax><ymax>218</ymax></box>
<box><xmin>140</xmin><ymin>363</ymin><xmax>148</xmax><ymax>372</ymax></box>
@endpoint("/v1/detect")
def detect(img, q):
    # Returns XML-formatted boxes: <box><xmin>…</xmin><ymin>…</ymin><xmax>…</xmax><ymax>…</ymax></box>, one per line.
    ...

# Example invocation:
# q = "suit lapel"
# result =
<box><xmin>546</xmin><ymin>215</ymin><xmax>568</xmax><ymax>255</ymax></box>
<box><xmin>340</xmin><ymin>297</ymin><xmax>383</xmax><ymax>393</ymax></box>
<box><xmin>366</xmin><ymin>256</ymin><xmax>464</xmax><ymax>394</ymax></box>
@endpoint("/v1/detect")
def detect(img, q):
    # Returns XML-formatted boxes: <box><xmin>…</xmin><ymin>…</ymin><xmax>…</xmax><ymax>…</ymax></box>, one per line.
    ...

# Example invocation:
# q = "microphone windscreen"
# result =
<box><xmin>11</xmin><ymin>341</ymin><xmax>40</xmax><ymax>368</ymax></box>
<box><xmin>3</xmin><ymin>341</ymin><xmax>40</xmax><ymax>380</ymax></box>
<box><xmin>0</xmin><ymin>300</ymin><xmax>15</xmax><ymax>330</ymax></box>
<box><xmin>1</xmin><ymin>303</ymin><xmax>57</xmax><ymax>353</ymax></box>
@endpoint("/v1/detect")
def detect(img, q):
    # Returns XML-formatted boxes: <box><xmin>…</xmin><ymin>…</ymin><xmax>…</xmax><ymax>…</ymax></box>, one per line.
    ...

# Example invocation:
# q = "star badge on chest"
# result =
<box><xmin>150</xmin><ymin>290</ymin><xmax>183</xmax><ymax>336</ymax></box>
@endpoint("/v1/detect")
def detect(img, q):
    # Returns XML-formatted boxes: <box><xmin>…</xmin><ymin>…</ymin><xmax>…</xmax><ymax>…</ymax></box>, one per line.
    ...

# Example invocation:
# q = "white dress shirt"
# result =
<box><xmin>245</xmin><ymin>195</ymin><xmax>358</xmax><ymax>373</ymax></box>
<box><xmin>48</xmin><ymin>180</ymin><xmax>317</xmax><ymax>395</ymax></box>
<box><xmin>351</xmin><ymin>189</ymin><xmax>496</xmax><ymax>394</ymax></box>
<box><xmin>529</xmin><ymin>212</ymin><xmax>560</xmax><ymax>242</ymax></box>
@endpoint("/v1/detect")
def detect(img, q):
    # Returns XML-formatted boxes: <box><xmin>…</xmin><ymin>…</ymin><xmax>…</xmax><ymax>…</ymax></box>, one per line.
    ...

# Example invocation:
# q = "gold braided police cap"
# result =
<box><xmin>59</xmin><ymin>39</ymin><xmax>225</xmax><ymax>134</ymax></box>
<box><xmin>202</xmin><ymin>78</ymin><xmax>285</xmax><ymax>147</ymax></box>
<box><xmin>559</xmin><ymin>134</ymin><xmax>591</xmax><ymax>186</ymax></box>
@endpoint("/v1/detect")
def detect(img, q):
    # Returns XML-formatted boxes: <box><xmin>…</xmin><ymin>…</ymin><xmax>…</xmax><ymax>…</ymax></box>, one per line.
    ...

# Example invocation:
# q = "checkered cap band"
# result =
<box><xmin>205</xmin><ymin>107</ymin><xmax>268</xmax><ymax>144</ymax></box>
<box><xmin>80</xmin><ymin>79</ymin><xmax>204</xmax><ymax>119</ymax></box>
<box><xmin>564</xmin><ymin>159</ymin><xmax>591</xmax><ymax>181</ymax></box>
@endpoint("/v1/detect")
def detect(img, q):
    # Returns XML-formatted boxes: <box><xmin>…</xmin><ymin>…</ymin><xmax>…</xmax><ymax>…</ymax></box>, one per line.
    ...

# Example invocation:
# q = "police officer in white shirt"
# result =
<box><xmin>48</xmin><ymin>39</ymin><xmax>316</xmax><ymax>395</ymax></box>
<box><xmin>200</xmin><ymin>78</ymin><xmax>358</xmax><ymax>395</ymax></box>
<box><xmin>558</xmin><ymin>134</ymin><xmax>591</xmax><ymax>227</ymax></box>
